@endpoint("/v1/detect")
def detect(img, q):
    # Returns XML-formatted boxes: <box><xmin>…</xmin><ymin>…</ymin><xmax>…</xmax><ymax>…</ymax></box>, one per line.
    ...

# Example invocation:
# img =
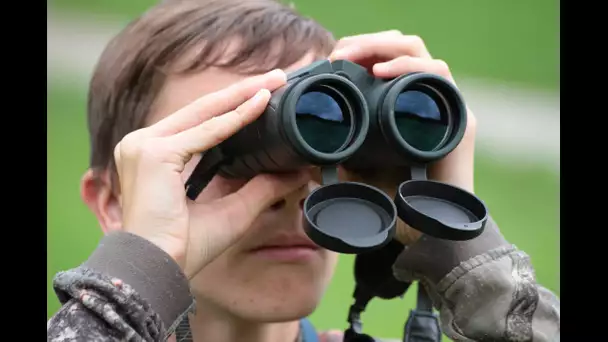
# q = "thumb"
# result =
<box><xmin>318</xmin><ymin>330</ymin><xmax>343</xmax><ymax>342</ymax></box>
<box><xmin>229</xmin><ymin>171</ymin><xmax>312</xmax><ymax>216</ymax></box>
<box><xmin>192</xmin><ymin>170</ymin><xmax>311</xmax><ymax>244</ymax></box>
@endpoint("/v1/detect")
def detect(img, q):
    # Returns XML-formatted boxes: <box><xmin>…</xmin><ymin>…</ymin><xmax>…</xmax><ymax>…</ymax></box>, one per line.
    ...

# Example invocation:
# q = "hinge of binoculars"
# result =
<box><xmin>321</xmin><ymin>166</ymin><xmax>339</xmax><ymax>185</ymax></box>
<box><xmin>409</xmin><ymin>165</ymin><xmax>427</xmax><ymax>181</ymax></box>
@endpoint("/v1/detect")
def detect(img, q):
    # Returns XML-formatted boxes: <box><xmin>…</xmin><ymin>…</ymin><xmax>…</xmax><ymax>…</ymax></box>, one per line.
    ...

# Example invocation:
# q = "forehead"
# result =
<box><xmin>148</xmin><ymin>52</ymin><xmax>319</xmax><ymax>125</ymax></box>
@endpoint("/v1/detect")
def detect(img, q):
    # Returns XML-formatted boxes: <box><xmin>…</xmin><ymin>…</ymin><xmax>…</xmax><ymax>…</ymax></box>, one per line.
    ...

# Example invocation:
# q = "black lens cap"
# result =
<box><xmin>395</xmin><ymin>179</ymin><xmax>488</xmax><ymax>241</ymax></box>
<box><xmin>303</xmin><ymin>182</ymin><xmax>397</xmax><ymax>254</ymax></box>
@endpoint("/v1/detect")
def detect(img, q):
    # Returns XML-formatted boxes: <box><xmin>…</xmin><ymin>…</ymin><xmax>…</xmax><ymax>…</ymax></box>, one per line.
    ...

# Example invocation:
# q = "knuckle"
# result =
<box><xmin>199</xmin><ymin>119</ymin><xmax>226</xmax><ymax>146</ymax></box>
<box><xmin>117</xmin><ymin>132</ymin><xmax>143</xmax><ymax>159</ymax></box>
<box><xmin>433</xmin><ymin>59</ymin><xmax>451</xmax><ymax>74</ymax></box>
<box><xmin>408</xmin><ymin>35</ymin><xmax>426</xmax><ymax>49</ymax></box>
<box><xmin>116</xmin><ymin>131</ymin><xmax>167</xmax><ymax>164</ymax></box>
<box><xmin>113</xmin><ymin>142</ymin><xmax>122</xmax><ymax>165</ymax></box>
<box><xmin>137</xmin><ymin>141</ymin><xmax>162</xmax><ymax>161</ymax></box>
<box><xmin>467</xmin><ymin>113</ymin><xmax>478</xmax><ymax>133</ymax></box>
<box><xmin>231</xmin><ymin>108</ymin><xmax>248</xmax><ymax>129</ymax></box>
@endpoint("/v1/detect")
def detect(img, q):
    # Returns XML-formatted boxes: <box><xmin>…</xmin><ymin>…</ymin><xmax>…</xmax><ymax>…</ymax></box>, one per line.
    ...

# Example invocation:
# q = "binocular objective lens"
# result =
<box><xmin>394</xmin><ymin>90</ymin><xmax>449</xmax><ymax>152</ymax></box>
<box><xmin>295</xmin><ymin>86</ymin><xmax>354</xmax><ymax>154</ymax></box>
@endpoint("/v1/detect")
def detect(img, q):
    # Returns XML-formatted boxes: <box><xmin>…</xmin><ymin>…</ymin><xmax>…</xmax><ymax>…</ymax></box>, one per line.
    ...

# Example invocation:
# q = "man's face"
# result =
<box><xmin>147</xmin><ymin>53</ymin><xmax>339</xmax><ymax>322</ymax></box>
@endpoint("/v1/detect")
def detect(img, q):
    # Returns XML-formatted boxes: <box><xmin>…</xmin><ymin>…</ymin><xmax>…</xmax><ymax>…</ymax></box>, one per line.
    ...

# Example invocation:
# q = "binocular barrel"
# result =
<box><xmin>215</xmin><ymin>59</ymin><xmax>467</xmax><ymax>178</ymax></box>
<box><xmin>185</xmin><ymin>59</ymin><xmax>488</xmax><ymax>255</ymax></box>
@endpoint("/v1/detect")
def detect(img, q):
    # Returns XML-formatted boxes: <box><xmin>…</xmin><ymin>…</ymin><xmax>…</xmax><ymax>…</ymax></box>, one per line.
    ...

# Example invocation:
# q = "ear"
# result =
<box><xmin>80</xmin><ymin>169</ymin><xmax>123</xmax><ymax>234</ymax></box>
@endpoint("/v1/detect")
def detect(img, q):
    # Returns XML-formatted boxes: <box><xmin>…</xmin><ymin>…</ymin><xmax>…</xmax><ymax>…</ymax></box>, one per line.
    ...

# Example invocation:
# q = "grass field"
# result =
<box><xmin>47</xmin><ymin>81</ymin><xmax>559</xmax><ymax>340</ymax></box>
<box><xmin>50</xmin><ymin>0</ymin><xmax>559</xmax><ymax>91</ymax></box>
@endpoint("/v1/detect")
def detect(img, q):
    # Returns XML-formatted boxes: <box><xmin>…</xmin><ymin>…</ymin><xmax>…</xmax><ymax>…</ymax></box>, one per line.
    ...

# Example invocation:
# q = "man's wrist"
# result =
<box><xmin>82</xmin><ymin>231</ymin><xmax>193</xmax><ymax>328</ymax></box>
<box><xmin>142</xmin><ymin>234</ymin><xmax>188</xmax><ymax>275</ymax></box>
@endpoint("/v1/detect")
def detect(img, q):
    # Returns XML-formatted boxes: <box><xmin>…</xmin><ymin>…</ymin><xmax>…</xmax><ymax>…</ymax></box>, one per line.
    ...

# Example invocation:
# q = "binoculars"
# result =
<box><xmin>185</xmin><ymin>59</ymin><xmax>488</xmax><ymax>253</ymax></box>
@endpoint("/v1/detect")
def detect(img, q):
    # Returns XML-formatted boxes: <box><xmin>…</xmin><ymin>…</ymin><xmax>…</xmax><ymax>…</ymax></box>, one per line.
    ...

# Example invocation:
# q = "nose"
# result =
<box><xmin>269</xmin><ymin>182</ymin><xmax>308</xmax><ymax>211</ymax></box>
<box><xmin>269</xmin><ymin>168</ymin><xmax>322</xmax><ymax>212</ymax></box>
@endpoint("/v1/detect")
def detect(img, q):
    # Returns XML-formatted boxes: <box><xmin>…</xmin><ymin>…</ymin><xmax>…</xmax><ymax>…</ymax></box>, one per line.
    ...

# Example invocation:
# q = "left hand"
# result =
<box><xmin>318</xmin><ymin>330</ymin><xmax>343</xmax><ymax>342</ymax></box>
<box><xmin>328</xmin><ymin>30</ymin><xmax>478</xmax><ymax>246</ymax></box>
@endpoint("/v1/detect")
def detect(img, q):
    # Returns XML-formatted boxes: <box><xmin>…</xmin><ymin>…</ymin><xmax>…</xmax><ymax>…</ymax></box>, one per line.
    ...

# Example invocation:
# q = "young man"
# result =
<box><xmin>47</xmin><ymin>0</ymin><xmax>560</xmax><ymax>341</ymax></box>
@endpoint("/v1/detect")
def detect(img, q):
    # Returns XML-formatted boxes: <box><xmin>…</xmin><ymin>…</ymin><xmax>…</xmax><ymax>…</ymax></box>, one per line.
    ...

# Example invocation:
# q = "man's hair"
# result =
<box><xmin>87</xmin><ymin>0</ymin><xmax>335</xmax><ymax>179</ymax></box>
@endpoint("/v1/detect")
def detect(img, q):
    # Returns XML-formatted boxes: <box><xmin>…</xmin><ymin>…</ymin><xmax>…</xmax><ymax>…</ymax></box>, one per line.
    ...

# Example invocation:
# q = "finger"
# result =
<box><xmin>203</xmin><ymin>171</ymin><xmax>311</xmax><ymax>240</ymax></box>
<box><xmin>329</xmin><ymin>34</ymin><xmax>432</xmax><ymax>62</ymax></box>
<box><xmin>228</xmin><ymin>171</ymin><xmax>311</xmax><ymax>216</ymax></box>
<box><xmin>148</xmin><ymin>69</ymin><xmax>286</xmax><ymax>136</ymax></box>
<box><xmin>373</xmin><ymin>55</ymin><xmax>454</xmax><ymax>82</ymax></box>
<box><xmin>187</xmin><ymin>171</ymin><xmax>310</xmax><ymax>265</ymax></box>
<box><xmin>332</xmin><ymin>30</ymin><xmax>402</xmax><ymax>51</ymax></box>
<box><xmin>168</xmin><ymin>88</ymin><xmax>271</xmax><ymax>158</ymax></box>
<box><xmin>113</xmin><ymin>129</ymin><xmax>156</xmax><ymax>176</ymax></box>
<box><xmin>318</xmin><ymin>330</ymin><xmax>344</xmax><ymax>342</ymax></box>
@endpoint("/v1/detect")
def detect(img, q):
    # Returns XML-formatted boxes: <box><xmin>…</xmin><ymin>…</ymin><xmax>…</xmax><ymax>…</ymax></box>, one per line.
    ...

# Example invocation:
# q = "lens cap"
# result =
<box><xmin>395</xmin><ymin>180</ymin><xmax>488</xmax><ymax>241</ymax></box>
<box><xmin>303</xmin><ymin>182</ymin><xmax>397</xmax><ymax>254</ymax></box>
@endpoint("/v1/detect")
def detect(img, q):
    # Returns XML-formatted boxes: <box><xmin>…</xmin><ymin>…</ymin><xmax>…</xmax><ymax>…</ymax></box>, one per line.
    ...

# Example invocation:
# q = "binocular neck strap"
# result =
<box><xmin>403</xmin><ymin>283</ymin><xmax>442</xmax><ymax>342</ymax></box>
<box><xmin>185</xmin><ymin>147</ymin><xmax>225</xmax><ymax>201</ymax></box>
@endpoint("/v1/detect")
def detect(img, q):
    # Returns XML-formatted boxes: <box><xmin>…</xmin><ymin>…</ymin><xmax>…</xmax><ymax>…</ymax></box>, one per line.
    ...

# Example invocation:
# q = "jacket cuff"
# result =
<box><xmin>82</xmin><ymin>231</ymin><xmax>193</xmax><ymax>330</ymax></box>
<box><xmin>392</xmin><ymin>216</ymin><xmax>510</xmax><ymax>284</ymax></box>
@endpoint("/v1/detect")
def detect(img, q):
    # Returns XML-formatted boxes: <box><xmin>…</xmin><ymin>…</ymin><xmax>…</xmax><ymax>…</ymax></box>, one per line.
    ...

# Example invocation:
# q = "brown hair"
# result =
<box><xmin>87</xmin><ymin>0</ymin><xmax>335</xmax><ymax>180</ymax></box>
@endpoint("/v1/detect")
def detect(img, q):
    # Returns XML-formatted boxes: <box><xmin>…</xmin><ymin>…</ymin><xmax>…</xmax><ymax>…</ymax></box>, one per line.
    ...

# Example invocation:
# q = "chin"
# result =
<box><xmin>237</xmin><ymin>285</ymin><xmax>323</xmax><ymax>322</ymax></box>
<box><xmin>191</xmin><ymin>251</ymin><xmax>337</xmax><ymax>322</ymax></box>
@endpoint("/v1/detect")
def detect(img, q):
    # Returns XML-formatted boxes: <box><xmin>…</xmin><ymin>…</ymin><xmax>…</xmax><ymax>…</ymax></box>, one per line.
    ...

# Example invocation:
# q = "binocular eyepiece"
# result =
<box><xmin>186</xmin><ymin>59</ymin><xmax>488</xmax><ymax>253</ymax></box>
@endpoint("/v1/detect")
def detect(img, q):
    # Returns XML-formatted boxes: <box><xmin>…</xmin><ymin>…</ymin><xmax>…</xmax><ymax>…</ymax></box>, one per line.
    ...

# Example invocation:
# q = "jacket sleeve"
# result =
<box><xmin>392</xmin><ymin>217</ymin><xmax>560</xmax><ymax>341</ymax></box>
<box><xmin>47</xmin><ymin>231</ymin><xmax>195</xmax><ymax>342</ymax></box>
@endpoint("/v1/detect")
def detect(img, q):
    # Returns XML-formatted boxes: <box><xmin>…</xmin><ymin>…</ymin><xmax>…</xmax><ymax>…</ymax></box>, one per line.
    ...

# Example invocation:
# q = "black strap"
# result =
<box><xmin>415</xmin><ymin>283</ymin><xmax>434</xmax><ymax>312</ymax></box>
<box><xmin>403</xmin><ymin>283</ymin><xmax>442</xmax><ymax>342</ymax></box>
<box><xmin>184</xmin><ymin>147</ymin><xmax>225</xmax><ymax>201</ymax></box>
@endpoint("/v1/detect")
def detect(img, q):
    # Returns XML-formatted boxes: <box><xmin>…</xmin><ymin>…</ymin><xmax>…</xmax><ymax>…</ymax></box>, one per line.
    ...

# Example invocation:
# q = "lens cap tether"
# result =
<box><xmin>303</xmin><ymin>166</ymin><xmax>397</xmax><ymax>254</ymax></box>
<box><xmin>395</xmin><ymin>166</ymin><xmax>488</xmax><ymax>241</ymax></box>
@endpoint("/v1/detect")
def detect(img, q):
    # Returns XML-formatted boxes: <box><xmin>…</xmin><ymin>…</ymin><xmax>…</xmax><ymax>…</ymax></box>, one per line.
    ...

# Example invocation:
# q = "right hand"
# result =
<box><xmin>113</xmin><ymin>69</ymin><xmax>311</xmax><ymax>279</ymax></box>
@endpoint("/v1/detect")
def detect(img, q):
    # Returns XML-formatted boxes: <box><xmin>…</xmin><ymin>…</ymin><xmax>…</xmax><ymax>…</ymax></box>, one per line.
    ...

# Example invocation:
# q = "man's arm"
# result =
<box><xmin>393</xmin><ymin>217</ymin><xmax>560</xmax><ymax>341</ymax></box>
<box><xmin>47</xmin><ymin>231</ymin><xmax>195</xmax><ymax>342</ymax></box>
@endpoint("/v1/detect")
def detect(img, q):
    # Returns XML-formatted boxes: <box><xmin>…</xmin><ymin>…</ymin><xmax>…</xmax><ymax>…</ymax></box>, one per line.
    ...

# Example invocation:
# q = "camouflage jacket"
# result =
<box><xmin>47</xmin><ymin>218</ymin><xmax>560</xmax><ymax>341</ymax></box>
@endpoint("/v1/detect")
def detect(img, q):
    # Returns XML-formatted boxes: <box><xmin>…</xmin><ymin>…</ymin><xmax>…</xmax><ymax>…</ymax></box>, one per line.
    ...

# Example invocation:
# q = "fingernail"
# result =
<box><xmin>252</xmin><ymin>89</ymin><xmax>270</xmax><ymax>103</ymax></box>
<box><xmin>268</xmin><ymin>68</ymin><xmax>286</xmax><ymax>80</ymax></box>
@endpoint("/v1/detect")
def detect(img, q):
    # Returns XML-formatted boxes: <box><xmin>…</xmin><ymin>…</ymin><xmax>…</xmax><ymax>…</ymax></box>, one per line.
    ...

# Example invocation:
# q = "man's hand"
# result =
<box><xmin>113</xmin><ymin>69</ymin><xmax>311</xmax><ymax>279</ymax></box>
<box><xmin>329</xmin><ymin>30</ymin><xmax>478</xmax><ymax>245</ymax></box>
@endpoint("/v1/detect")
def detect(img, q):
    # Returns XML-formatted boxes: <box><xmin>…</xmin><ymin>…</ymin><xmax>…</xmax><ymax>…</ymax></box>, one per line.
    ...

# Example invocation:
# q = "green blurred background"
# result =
<box><xmin>47</xmin><ymin>0</ymin><xmax>560</xmax><ymax>340</ymax></box>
